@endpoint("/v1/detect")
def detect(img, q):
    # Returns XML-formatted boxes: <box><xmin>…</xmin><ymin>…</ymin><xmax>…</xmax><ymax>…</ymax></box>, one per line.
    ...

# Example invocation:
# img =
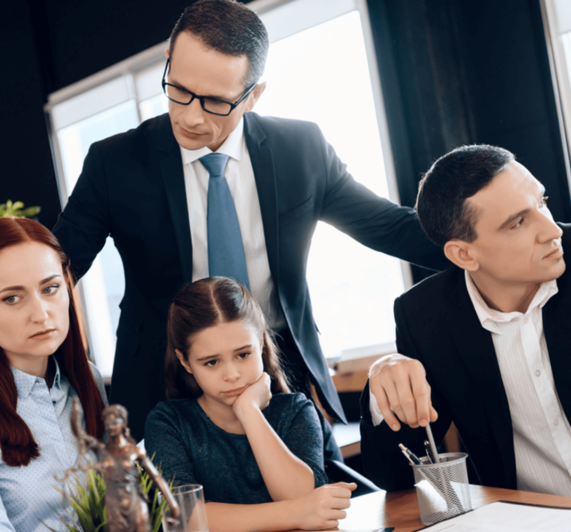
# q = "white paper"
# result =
<box><xmin>419</xmin><ymin>501</ymin><xmax>571</xmax><ymax>531</ymax></box>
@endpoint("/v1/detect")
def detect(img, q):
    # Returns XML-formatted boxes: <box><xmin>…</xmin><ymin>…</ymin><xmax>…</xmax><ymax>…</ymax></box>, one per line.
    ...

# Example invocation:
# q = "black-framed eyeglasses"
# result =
<box><xmin>161</xmin><ymin>58</ymin><xmax>256</xmax><ymax>117</ymax></box>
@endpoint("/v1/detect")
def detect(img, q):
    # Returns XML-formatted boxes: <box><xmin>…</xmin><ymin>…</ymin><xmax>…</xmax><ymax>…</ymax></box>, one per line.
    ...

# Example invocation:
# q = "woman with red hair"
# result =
<box><xmin>0</xmin><ymin>217</ymin><xmax>107</xmax><ymax>532</ymax></box>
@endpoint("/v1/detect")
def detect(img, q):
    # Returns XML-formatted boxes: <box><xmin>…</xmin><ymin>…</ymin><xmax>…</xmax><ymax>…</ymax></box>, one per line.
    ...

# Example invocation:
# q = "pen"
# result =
<box><xmin>425</xmin><ymin>424</ymin><xmax>440</xmax><ymax>463</ymax></box>
<box><xmin>398</xmin><ymin>443</ymin><xmax>424</xmax><ymax>465</ymax></box>
<box><xmin>399</xmin><ymin>443</ymin><xmax>415</xmax><ymax>465</ymax></box>
<box><xmin>423</xmin><ymin>440</ymin><xmax>433</xmax><ymax>463</ymax></box>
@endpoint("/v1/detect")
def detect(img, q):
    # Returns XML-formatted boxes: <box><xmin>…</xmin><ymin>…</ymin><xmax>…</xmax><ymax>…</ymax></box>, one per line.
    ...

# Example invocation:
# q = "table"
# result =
<box><xmin>336</xmin><ymin>485</ymin><xmax>571</xmax><ymax>531</ymax></box>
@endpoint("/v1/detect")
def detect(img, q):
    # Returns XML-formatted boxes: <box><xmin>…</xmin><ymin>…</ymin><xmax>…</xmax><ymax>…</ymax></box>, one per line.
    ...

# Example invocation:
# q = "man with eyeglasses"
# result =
<box><xmin>53</xmin><ymin>0</ymin><xmax>447</xmax><ymax>453</ymax></box>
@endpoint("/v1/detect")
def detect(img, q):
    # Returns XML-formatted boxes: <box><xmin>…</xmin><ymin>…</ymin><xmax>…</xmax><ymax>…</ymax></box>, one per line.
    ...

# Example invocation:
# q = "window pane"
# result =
<box><xmin>255</xmin><ymin>11</ymin><xmax>403</xmax><ymax>357</ymax></box>
<box><xmin>139</xmin><ymin>93</ymin><xmax>169</xmax><ymax>122</ymax></box>
<box><xmin>56</xmin><ymin>100</ymin><xmax>139</xmax><ymax>376</ymax></box>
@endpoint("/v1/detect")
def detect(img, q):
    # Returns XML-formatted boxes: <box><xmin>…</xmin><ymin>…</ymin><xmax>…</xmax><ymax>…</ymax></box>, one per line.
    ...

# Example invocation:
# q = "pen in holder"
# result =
<box><xmin>410</xmin><ymin>452</ymin><xmax>472</xmax><ymax>526</ymax></box>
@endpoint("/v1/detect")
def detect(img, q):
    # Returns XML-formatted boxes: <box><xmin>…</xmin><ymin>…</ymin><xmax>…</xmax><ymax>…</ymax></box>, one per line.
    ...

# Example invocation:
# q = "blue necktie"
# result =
<box><xmin>200</xmin><ymin>153</ymin><xmax>250</xmax><ymax>290</ymax></box>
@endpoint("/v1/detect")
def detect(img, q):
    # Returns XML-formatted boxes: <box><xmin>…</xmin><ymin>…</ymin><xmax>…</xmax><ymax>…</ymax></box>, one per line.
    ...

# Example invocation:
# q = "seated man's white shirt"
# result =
<box><xmin>369</xmin><ymin>369</ymin><xmax>385</xmax><ymax>426</ymax></box>
<box><xmin>465</xmin><ymin>271</ymin><xmax>571</xmax><ymax>496</ymax></box>
<box><xmin>180</xmin><ymin>117</ymin><xmax>285</xmax><ymax>330</ymax></box>
<box><xmin>368</xmin><ymin>271</ymin><xmax>571</xmax><ymax>496</ymax></box>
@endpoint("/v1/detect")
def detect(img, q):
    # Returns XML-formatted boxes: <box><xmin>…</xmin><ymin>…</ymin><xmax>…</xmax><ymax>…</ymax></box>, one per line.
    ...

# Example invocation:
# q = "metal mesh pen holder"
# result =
<box><xmin>411</xmin><ymin>452</ymin><xmax>472</xmax><ymax>526</ymax></box>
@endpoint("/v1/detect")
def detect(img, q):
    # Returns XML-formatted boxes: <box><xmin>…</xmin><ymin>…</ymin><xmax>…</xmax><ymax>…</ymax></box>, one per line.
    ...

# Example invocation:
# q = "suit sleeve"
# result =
<box><xmin>52</xmin><ymin>142</ymin><xmax>112</xmax><ymax>282</ymax></box>
<box><xmin>360</xmin><ymin>296</ymin><xmax>453</xmax><ymax>491</ymax></box>
<box><xmin>317</xmin><ymin>132</ymin><xmax>448</xmax><ymax>272</ymax></box>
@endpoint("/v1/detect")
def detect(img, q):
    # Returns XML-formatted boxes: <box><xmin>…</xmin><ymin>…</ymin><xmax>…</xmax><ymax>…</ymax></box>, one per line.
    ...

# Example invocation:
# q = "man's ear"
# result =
<box><xmin>164</xmin><ymin>47</ymin><xmax>170</xmax><ymax>58</ymax></box>
<box><xmin>245</xmin><ymin>82</ymin><xmax>267</xmax><ymax>112</ymax></box>
<box><xmin>175</xmin><ymin>348</ymin><xmax>193</xmax><ymax>375</ymax></box>
<box><xmin>444</xmin><ymin>239</ymin><xmax>479</xmax><ymax>272</ymax></box>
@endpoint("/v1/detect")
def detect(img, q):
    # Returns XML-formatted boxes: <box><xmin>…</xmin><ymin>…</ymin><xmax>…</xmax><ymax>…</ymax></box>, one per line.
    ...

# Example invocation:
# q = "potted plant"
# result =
<box><xmin>0</xmin><ymin>199</ymin><xmax>41</xmax><ymax>218</ymax></box>
<box><xmin>49</xmin><ymin>464</ymin><xmax>172</xmax><ymax>532</ymax></box>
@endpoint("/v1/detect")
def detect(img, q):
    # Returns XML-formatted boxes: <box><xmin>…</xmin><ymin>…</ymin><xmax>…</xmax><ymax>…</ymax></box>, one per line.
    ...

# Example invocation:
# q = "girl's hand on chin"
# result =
<box><xmin>233</xmin><ymin>372</ymin><xmax>272</xmax><ymax>415</ymax></box>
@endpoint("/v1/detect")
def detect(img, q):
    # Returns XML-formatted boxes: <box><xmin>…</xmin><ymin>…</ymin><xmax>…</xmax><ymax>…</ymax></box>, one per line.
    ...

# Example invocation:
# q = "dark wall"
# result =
<box><xmin>1</xmin><ymin>0</ymin><xmax>569</xmax><ymax>236</ymax></box>
<box><xmin>1</xmin><ymin>1</ymin><xmax>59</xmax><ymax>228</ymax></box>
<box><xmin>368</xmin><ymin>0</ymin><xmax>570</xmax><ymax>218</ymax></box>
<box><xmin>1</xmin><ymin>0</ymin><xmax>199</xmax><ymax>229</ymax></box>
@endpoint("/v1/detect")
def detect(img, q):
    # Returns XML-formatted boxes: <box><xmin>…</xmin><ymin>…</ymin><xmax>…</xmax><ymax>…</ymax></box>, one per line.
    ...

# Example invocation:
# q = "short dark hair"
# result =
<box><xmin>169</xmin><ymin>0</ymin><xmax>269</xmax><ymax>87</ymax></box>
<box><xmin>416</xmin><ymin>145</ymin><xmax>516</xmax><ymax>247</ymax></box>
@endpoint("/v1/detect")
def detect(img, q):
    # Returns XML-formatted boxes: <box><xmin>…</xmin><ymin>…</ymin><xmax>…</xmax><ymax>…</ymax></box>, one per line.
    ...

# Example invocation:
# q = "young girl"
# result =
<box><xmin>145</xmin><ymin>277</ymin><xmax>356</xmax><ymax>532</ymax></box>
<box><xmin>0</xmin><ymin>217</ymin><xmax>107</xmax><ymax>532</ymax></box>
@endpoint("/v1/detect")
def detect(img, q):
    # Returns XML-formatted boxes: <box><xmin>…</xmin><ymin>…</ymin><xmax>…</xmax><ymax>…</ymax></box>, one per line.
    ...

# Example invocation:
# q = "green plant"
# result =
<box><xmin>49</xmin><ymin>464</ymin><xmax>173</xmax><ymax>532</ymax></box>
<box><xmin>0</xmin><ymin>199</ymin><xmax>41</xmax><ymax>218</ymax></box>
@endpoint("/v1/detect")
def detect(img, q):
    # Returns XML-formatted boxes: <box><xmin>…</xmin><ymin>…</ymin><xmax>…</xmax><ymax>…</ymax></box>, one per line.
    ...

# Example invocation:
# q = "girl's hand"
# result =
<box><xmin>233</xmin><ymin>372</ymin><xmax>272</xmax><ymax>417</ymax></box>
<box><xmin>294</xmin><ymin>482</ymin><xmax>357</xmax><ymax>530</ymax></box>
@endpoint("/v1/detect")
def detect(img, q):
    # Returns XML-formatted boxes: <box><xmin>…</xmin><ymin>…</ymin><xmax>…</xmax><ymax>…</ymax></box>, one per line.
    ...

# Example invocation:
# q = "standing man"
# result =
<box><xmin>54</xmin><ymin>0</ymin><xmax>446</xmax><ymax>450</ymax></box>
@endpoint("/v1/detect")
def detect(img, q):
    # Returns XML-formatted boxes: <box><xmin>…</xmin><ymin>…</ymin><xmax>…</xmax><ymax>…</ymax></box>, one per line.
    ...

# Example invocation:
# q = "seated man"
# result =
<box><xmin>360</xmin><ymin>145</ymin><xmax>571</xmax><ymax>496</ymax></box>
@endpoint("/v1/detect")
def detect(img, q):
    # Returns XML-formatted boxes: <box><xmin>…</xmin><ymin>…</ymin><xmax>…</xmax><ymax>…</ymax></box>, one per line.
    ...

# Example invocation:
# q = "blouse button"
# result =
<box><xmin>535</xmin><ymin>370</ymin><xmax>541</xmax><ymax>377</ymax></box>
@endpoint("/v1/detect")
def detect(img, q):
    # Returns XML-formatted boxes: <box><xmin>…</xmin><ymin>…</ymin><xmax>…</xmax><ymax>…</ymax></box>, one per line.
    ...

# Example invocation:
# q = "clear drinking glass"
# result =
<box><xmin>162</xmin><ymin>484</ymin><xmax>209</xmax><ymax>532</ymax></box>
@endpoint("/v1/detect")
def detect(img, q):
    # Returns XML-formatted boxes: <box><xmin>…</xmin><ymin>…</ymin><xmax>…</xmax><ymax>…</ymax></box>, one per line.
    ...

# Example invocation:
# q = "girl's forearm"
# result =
<box><xmin>205</xmin><ymin>500</ymin><xmax>298</xmax><ymax>532</ymax></box>
<box><xmin>235</xmin><ymin>404</ymin><xmax>315</xmax><ymax>500</ymax></box>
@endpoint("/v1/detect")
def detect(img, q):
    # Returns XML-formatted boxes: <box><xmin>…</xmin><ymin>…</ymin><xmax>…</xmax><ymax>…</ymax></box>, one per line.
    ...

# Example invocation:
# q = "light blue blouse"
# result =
<box><xmin>0</xmin><ymin>358</ymin><xmax>107</xmax><ymax>532</ymax></box>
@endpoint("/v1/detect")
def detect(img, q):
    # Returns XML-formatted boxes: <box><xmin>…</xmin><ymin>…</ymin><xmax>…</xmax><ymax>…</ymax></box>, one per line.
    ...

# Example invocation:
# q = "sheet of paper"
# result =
<box><xmin>417</xmin><ymin>501</ymin><xmax>571</xmax><ymax>531</ymax></box>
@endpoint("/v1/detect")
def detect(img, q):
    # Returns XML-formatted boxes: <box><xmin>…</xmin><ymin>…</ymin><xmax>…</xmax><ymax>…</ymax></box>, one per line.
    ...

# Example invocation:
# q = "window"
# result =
<box><xmin>541</xmin><ymin>0</ymin><xmax>571</xmax><ymax>186</ymax></box>
<box><xmin>253</xmin><ymin>0</ymin><xmax>407</xmax><ymax>360</ymax></box>
<box><xmin>47</xmin><ymin>50</ymin><xmax>167</xmax><ymax>377</ymax></box>
<box><xmin>46</xmin><ymin>0</ymin><xmax>408</xmax><ymax>377</ymax></box>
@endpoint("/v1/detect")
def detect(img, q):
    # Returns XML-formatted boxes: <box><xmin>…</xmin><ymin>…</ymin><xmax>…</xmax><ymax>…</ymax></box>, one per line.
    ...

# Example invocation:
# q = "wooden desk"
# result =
<box><xmin>337</xmin><ymin>485</ymin><xmax>571</xmax><ymax>531</ymax></box>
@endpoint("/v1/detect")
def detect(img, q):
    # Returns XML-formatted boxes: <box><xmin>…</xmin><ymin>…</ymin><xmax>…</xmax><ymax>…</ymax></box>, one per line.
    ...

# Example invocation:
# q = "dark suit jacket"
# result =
<box><xmin>360</xmin><ymin>224</ymin><xmax>571</xmax><ymax>492</ymax></box>
<box><xmin>53</xmin><ymin>112</ymin><xmax>446</xmax><ymax>440</ymax></box>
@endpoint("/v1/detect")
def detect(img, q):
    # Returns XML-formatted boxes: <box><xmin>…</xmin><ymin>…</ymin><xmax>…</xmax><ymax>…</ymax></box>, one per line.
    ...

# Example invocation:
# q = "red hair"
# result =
<box><xmin>0</xmin><ymin>217</ymin><xmax>105</xmax><ymax>466</ymax></box>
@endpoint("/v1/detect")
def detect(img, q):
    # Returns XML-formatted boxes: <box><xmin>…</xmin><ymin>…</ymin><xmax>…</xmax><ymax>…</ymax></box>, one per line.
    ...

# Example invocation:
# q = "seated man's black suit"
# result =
<box><xmin>361</xmin><ymin>224</ymin><xmax>571</xmax><ymax>492</ymax></box>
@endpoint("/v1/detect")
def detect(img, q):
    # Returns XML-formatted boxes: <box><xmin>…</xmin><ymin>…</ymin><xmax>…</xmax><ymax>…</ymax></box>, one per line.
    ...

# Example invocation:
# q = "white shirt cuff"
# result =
<box><xmin>369</xmin><ymin>385</ymin><xmax>385</xmax><ymax>427</ymax></box>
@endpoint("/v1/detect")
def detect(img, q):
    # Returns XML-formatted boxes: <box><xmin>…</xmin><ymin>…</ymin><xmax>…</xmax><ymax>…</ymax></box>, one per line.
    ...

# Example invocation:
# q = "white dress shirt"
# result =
<box><xmin>465</xmin><ymin>271</ymin><xmax>571</xmax><ymax>496</ymax></box>
<box><xmin>180</xmin><ymin>118</ymin><xmax>285</xmax><ymax>330</ymax></box>
<box><xmin>0</xmin><ymin>359</ymin><xmax>107</xmax><ymax>532</ymax></box>
<box><xmin>369</xmin><ymin>272</ymin><xmax>571</xmax><ymax>496</ymax></box>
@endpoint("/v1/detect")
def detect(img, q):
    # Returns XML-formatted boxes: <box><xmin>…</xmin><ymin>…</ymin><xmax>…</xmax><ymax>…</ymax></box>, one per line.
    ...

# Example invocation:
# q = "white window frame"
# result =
<box><xmin>541</xmin><ymin>0</ymin><xmax>571</xmax><ymax>191</ymax></box>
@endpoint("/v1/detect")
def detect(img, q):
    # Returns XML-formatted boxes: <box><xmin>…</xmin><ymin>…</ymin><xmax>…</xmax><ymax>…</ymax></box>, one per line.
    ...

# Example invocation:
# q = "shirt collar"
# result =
<box><xmin>464</xmin><ymin>270</ymin><xmax>559</xmax><ymax>334</ymax></box>
<box><xmin>10</xmin><ymin>356</ymin><xmax>62</xmax><ymax>399</ymax></box>
<box><xmin>180</xmin><ymin>117</ymin><xmax>244</xmax><ymax>166</ymax></box>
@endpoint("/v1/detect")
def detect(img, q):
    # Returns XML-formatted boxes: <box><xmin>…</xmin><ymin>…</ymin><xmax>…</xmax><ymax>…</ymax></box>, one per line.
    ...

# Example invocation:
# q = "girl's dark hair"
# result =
<box><xmin>0</xmin><ymin>218</ymin><xmax>105</xmax><ymax>467</ymax></box>
<box><xmin>166</xmin><ymin>277</ymin><xmax>290</xmax><ymax>399</ymax></box>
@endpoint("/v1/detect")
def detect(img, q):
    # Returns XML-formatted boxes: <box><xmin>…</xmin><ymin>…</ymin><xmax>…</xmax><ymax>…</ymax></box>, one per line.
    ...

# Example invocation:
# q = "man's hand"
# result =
<box><xmin>233</xmin><ymin>372</ymin><xmax>272</xmax><ymax>417</ymax></box>
<box><xmin>294</xmin><ymin>482</ymin><xmax>357</xmax><ymax>530</ymax></box>
<box><xmin>369</xmin><ymin>353</ymin><xmax>438</xmax><ymax>431</ymax></box>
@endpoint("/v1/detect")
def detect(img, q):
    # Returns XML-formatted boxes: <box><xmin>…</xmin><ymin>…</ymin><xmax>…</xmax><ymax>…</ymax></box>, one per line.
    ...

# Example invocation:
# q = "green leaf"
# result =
<box><xmin>21</xmin><ymin>206</ymin><xmax>41</xmax><ymax>217</ymax></box>
<box><xmin>0</xmin><ymin>200</ymin><xmax>41</xmax><ymax>218</ymax></box>
<box><xmin>48</xmin><ymin>456</ymin><xmax>171</xmax><ymax>532</ymax></box>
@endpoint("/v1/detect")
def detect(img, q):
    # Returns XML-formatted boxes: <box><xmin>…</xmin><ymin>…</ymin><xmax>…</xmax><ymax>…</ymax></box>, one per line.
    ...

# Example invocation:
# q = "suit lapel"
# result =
<box><xmin>154</xmin><ymin>115</ymin><xmax>194</xmax><ymax>284</ymax></box>
<box><xmin>543</xmin><ymin>264</ymin><xmax>571</xmax><ymax>422</ymax></box>
<box><xmin>244</xmin><ymin>113</ymin><xmax>280</xmax><ymax>287</ymax></box>
<box><xmin>445</xmin><ymin>268</ymin><xmax>516</xmax><ymax>486</ymax></box>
